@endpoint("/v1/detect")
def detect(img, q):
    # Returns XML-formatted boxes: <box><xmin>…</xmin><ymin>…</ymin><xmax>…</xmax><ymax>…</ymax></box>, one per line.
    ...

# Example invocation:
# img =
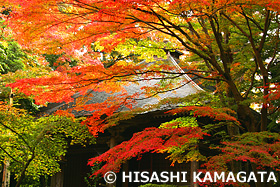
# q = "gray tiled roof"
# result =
<box><xmin>40</xmin><ymin>53</ymin><xmax>202</xmax><ymax>116</ymax></box>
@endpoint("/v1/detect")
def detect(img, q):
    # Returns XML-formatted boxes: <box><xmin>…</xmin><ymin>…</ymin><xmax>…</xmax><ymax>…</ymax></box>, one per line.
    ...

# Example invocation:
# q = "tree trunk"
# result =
<box><xmin>190</xmin><ymin>161</ymin><xmax>199</xmax><ymax>187</ymax></box>
<box><xmin>260</xmin><ymin>75</ymin><xmax>269</xmax><ymax>131</ymax></box>
<box><xmin>1</xmin><ymin>159</ymin><xmax>10</xmax><ymax>187</ymax></box>
<box><xmin>15</xmin><ymin>156</ymin><xmax>34</xmax><ymax>187</ymax></box>
<box><xmin>2</xmin><ymin>90</ymin><xmax>13</xmax><ymax>187</ymax></box>
<box><xmin>107</xmin><ymin>136</ymin><xmax>116</xmax><ymax>187</ymax></box>
<box><xmin>237</xmin><ymin>104</ymin><xmax>258</xmax><ymax>132</ymax></box>
<box><xmin>226</xmin><ymin>78</ymin><xmax>258</xmax><ymax>132</ymax></box>
<box><xmin>250</xmin><ymin>163</ymin><xmax>269</xmax><ymax>187</ymax></box>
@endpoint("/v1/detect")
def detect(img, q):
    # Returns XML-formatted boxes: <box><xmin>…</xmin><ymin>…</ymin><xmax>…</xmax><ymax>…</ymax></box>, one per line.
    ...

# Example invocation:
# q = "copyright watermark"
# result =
<box><xmin>104</xmin><ymin>171</ymin><xmax>117</xmax><ymax>183</ymax></box>
<box><xmin>104</xmin><ymin>171</ymin><xmax>277</xmax><ymax>184</ymax></box>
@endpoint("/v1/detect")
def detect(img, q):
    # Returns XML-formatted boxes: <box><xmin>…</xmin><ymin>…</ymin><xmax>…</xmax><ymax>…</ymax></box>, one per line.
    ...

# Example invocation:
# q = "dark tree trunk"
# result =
<box><xmin>15</xmin><ymin>156</ymin><xmax>34</xmax><ymax>187</ymax></box>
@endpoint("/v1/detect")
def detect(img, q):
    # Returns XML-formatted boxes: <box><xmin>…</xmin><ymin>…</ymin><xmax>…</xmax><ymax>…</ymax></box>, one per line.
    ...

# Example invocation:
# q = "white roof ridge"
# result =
<box><xmin>167</xmin><ymin>52</ymin><xmax>204</xmax><ymax>92</ymax></box>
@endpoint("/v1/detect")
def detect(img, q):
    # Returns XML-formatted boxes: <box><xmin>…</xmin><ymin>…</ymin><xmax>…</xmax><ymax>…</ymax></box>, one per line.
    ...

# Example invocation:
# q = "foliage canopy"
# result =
<box><xmin>1</xmin><ymin>0</ymin><xmax>280</xmax><ymax>186</ymax></box>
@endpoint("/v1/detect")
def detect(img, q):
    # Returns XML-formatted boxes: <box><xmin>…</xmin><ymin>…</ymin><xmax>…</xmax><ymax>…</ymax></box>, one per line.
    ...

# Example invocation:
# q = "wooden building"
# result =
<box><xmin>42</xmin><ymin>51</ymin><xmax>203</xmax><ymax>187</ymax></box>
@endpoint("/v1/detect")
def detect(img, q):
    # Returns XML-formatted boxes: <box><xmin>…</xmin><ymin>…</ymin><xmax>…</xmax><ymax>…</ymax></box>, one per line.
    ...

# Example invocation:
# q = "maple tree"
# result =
<box><xmin>3</xmin><ymin>0</ymin><xmax>279</xmax><ymax>132</ymax></box>
<box><xmin>88</xmin><ymin>126</ymin><xmax>207</xmax><ymax>175</ymax></box>
<box><xmin>1</xmin><ymin>0</ymin><xmax>280</xmax><ymax>186</ymax></box>
<box><xmin>0</xmin><ymin>102</ymin><xmax>95</xmax><ymax>187</ymax></box>
<box><xmin>0</xmin><ymin>20</ymin><xmax>96</xmax><ymax>186</ymax></box>
<box><xmin>201</xmin><ymin>131</ymin><xmax>280</xmax><ymax>187</ymax></box>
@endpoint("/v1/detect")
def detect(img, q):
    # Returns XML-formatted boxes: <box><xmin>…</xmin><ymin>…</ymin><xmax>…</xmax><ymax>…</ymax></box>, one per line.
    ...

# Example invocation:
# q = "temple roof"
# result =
<box><xmin>40</xmin><ymin>53</ymin><xmax>203</xmax><ymax>116</ymax></box>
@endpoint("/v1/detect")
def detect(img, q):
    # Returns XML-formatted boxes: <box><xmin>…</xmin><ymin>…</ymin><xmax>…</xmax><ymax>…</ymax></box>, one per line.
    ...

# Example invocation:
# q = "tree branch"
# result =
<box><xmin>0</xmin><ymin>145</ymin><xmax>22</xmax><ymax>164</ymax></box>
<box><xmin>0</xmin><ymin>121</ymin><xmax>32</xmax><ymax>151</ymax></box>
<box><xmin>258</xmin><ymin>10</ymin><xmax>271</xmax><ymax>52</ymax></box>
<box><xmin>243</xmin><ymin>60</ymin><xmax>258</xmax><ymax>99</ymax></box>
